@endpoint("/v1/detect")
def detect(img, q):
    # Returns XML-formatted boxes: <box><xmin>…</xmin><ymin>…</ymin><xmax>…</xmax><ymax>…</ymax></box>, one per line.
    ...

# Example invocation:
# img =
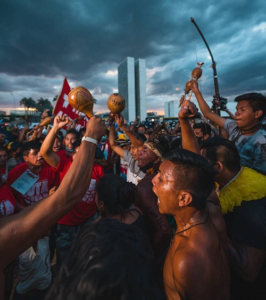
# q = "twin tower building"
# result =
<box><xmin>118</xmin><ymin>57</ymin><xmax>147</xmax><ymax>122</ymax></box>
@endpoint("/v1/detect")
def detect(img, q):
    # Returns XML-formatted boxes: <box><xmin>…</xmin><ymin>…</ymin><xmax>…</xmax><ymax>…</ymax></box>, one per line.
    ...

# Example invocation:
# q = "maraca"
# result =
<box><xmin>184</xmin><ymin>62</ymin><xmax>204</xmax><ymax>100</ymax></box>
<box><xmin>68</xmin><ymin>86</ymin><xmax>94</xmax><ymax>117</ymax></box>
<box><xmin>107</xmin><ymin>93</ymin><xmax>125</xmax><ymax>119</ymax></box>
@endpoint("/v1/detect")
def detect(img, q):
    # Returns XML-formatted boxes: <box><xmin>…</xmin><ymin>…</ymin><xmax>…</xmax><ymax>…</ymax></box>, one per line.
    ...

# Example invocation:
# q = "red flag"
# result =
<box><xmin>53</xmin><ymin>77</ymin><xmax>89</xmax><ymax>130</ymax></box>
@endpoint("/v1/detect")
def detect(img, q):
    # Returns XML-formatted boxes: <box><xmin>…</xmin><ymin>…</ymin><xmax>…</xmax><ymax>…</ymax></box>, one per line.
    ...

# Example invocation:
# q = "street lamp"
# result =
<box><xmin>10</xmin><ymin>93</ymin><xmax>16</xmax><ymax>110</ymax></box>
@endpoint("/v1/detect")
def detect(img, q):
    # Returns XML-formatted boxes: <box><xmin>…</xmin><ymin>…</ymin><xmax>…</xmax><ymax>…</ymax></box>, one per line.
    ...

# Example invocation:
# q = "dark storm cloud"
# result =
<box><xmin>0</xmin><ymin>0</ymin><xmax>265</xmax><ymax>112</ymax></box>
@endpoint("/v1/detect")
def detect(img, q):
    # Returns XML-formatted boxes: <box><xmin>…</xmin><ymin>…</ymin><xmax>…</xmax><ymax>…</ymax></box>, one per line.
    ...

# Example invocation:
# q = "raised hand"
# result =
<box><xmin>179</xmin><ymin>100</ymin><xmax>198</xmax><ymax>119</ymax></box>
<box><xmin>190</xmin><ymin>80</ymin><xmax>200</xmax><ymax>94</ymax></box>
<box><xmin>53</xmin><ymin>115</ymin><xmax>69</xmax><ymax>129</ymax></box>
<box><xmin>33</xmin><ymin>125</ymin><xmax>41</xmax><ymax>135</ymax></box>
<box><xmin>115</xmin><ymin>114</ymin><xmax>125</xmax><ymax>128</ymax></box>
<box><xmin>85</xmin><ymin>116</ymin><xmax>107</xmax><ymax>141</ymax></box>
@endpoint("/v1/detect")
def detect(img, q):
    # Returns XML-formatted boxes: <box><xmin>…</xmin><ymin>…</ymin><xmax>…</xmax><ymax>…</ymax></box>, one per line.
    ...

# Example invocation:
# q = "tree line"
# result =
<box><xmin>19</xmin><ymin>97</ymin><xmax>53</xmax><ymax>116</ymax></box>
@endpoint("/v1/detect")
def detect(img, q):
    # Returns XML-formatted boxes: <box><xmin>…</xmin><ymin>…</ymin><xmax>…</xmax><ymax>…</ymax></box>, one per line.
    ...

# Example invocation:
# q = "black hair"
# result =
<box><xmin>163</xmin><ymin>149</ymin><xmax>217</xmax><ymax>210</ymax></box>
<box><xmin>151</xmin><ymin>135</ymin><xmax>170</xmax><ymax>156</ymax></box>
<box><xmin>72</xmin><ymin>139</ymin><xmax>81</xmax><ymax>150</ymax></box>
<box><xmin>10</xmin><ymin>142</ymin><xmax>21</xmax><ymax>151</ymax></box>
<box><xmin>66</xmin><ymin>128</ymin><xmax>79</xmax><ymax>139</ymax></box>
<box><xmin>96</xmin><ymin>174</ymin><xmax>137</xmax><ymax>216</ymax></box>
<box><xmin>46</xmin><ymin>219</ymin><xmax>165</xmax><ymax>300</ymax></box>
<box><xmin>234</xmin><ymin>93</ymin><xmax>266</xmax><ymax>121</ymax></box>
<box><xmin>56</xmin><ymin>135</ymin><xmax>63</xmax><ymax>141</ymax></box>
<box><xmin>138</xmin><ymin>124</ymin><xmax>146</xmax><ymax>130</ymax></box>
<box><xmin>193</xmin><ymin>123</ymin><xmax>211</xmax><ymax>136</ymax></box>
<box><xmin>38</xmin><ymin>135</ymin><xmax>46</xmax><ymax>142</ymax></box>
<box><xmin>136</xmin><ymin>133</ymin><xmax>147</xmax><ymax>142</ymax></box>
<box><xmin>201</xmin><ymin>137</ymin><xmax>241</xmax><ymax>172</ymax></box>
<box><xmin>169</xmin><ymin>137</ymin><xmax>182</xmax><ymax>150</ymax></box>
<box><xmin>21</xmin><ymin>141</ymin><xmax>41</xmax><ymax>156</ymax></box>
<box><xmin>58</xmin><ymin>131</ymin><xmax>64</xmax><ymax>138</ymax></box>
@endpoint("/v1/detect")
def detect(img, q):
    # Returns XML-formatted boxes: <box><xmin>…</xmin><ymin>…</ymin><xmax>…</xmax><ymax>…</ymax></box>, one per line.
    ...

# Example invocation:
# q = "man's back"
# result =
<box><xmin>164</xmin><ymin>202</ymin><xmax>229</xmax><ymax>300</ymax></box>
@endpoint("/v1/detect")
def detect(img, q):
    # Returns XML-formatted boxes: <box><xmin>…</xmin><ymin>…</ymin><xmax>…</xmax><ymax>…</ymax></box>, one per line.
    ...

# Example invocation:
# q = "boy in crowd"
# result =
<box><xmin>191</xmin><ymin>81</ymin><xmax>266</xmax><ymax>174</ymax></box>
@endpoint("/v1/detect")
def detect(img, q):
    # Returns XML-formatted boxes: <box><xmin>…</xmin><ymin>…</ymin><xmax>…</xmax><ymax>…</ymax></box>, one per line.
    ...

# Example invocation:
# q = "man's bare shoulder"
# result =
<box><xmin>173</xmin><ymin>245</ymin><xmax>202</xmax><ymax>276</ymax></box>
<box><xmin>171</xmin><ymin>246</ymin><xmax>201</xmax><ymax>298</ymax></box>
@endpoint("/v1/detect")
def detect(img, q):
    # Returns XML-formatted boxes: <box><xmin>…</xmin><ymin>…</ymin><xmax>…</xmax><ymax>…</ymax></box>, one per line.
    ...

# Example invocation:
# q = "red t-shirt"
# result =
<box><xmin>0</xmin><ymin>165</ymin><xmax>6</xmax><ymax>177</ymax></box>
<box><xmin>6</xmin><ymin>162</ymin><xmax>57</xmax><ymax>207</ymax></box>
<box><xmin>0</xmin><ymin>165</ymin><xmax>6</xmax><ymax>183</ymax></box>
<box><xmin>55</xmin><ymin>157</ymin><xmax>104</xmax><ymax>226</ymax></box>
<box><xmin>0</xmin><ymin>185</ymin><xmax>15</xmax><ymax>216</ymax></box>
<box><xmin>57</xmin><ymin>149</ymin><xmax>73</xmax><ymax>162</ymax></box>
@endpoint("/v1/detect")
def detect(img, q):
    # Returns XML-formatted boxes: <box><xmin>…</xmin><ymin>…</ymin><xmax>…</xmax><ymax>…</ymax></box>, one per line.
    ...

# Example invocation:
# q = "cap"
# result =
<box><xmin>117</xmin><ymin>133</ymin><xmax>127</xmax><ymax>141</ymax></box>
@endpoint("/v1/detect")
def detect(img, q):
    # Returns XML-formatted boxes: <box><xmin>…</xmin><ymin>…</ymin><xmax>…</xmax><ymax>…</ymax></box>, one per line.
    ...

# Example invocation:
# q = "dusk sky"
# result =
<box><xmin>0</xmin><ymin>0</ymin><xmax>265</xmax><ymax>116</ymax></box>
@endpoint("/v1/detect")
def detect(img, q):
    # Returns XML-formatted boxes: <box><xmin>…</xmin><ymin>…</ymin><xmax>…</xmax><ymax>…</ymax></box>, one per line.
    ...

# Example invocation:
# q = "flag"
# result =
<box><xmin>53</xmin><ymin>77</ymin><xmax>89</xmax><ymax>131</ymax></box>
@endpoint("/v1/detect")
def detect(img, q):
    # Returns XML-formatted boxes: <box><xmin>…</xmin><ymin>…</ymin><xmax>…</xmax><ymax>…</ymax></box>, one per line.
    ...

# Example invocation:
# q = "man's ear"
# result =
<box><xmin>212</xmin><ymin>161</ymin><xmax>223</xmax><ymax>173</ymax></box>
<box><xmin>178</xmin><ymin>192</ymin><xmax>193</xmax><ymax>207</ymax></box>
<box><xmin>254</xmin><ymin>110</ymin><xmax>263</xmax><ymax>120</ymax></box>
<box><xmin>23</xmin><ymin>155</ymin><xmax>28</xmax><ymax>163</ymax></box>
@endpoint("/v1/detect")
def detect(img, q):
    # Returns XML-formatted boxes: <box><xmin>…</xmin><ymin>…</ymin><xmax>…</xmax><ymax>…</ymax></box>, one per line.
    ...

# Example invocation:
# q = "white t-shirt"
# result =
<box><xmin>16</xmin><ymin>237</ymin><xmax>51</xmax><ymax>294</ymax></box>
<box><xmin>123</xmin><ymin>150</ymin><xmax>145</xmax><ymax>185</ymax></box>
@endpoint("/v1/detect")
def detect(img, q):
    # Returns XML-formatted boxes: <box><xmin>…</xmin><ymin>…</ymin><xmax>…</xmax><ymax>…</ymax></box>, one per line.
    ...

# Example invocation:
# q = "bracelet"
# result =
<box><xmin>82</xmin><ymin>136</ymin><xmax>98</xmax><ymax>146</ymax></box>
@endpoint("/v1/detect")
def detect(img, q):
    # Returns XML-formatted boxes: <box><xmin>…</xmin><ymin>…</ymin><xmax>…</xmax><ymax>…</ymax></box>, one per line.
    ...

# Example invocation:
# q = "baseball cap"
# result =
<box><xmin>117</xmin><ymin>134</ymin><xmax>127</xmax><ymax>141</ymax></box>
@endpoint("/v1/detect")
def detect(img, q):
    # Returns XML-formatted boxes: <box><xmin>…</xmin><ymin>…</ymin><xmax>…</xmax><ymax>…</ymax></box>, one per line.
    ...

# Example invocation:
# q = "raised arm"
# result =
<box><xmin>179</xmin><ymin>101</ymin><xmax>200</xmax><ymax>154</ymax></box>
<box><xmin>18</xmin><ymin>125</ymin><xmax>28</xmax><ymax>143</ymax></box>
<box><xmin>109</xmin><ymin>122</ymin><xmax>124</xmax><ymax>158</ymax></box>
<box><xmin>0</xmin><ymin>116</ymin><xmax>106</xmax><ymax>270</ymax></box>
<box><xmin>172</xmin><ymin>121</ymin><xmax>180</xmax><ymax>135</ymax></box>
<box><xmin>28</xmin><ymin>125</ymin><xmax>41</xmax><ymax>141</ymax></box>
<box><xmin>40</xmin><ymin>116</ymin><xmax>69</xmax><ymax>168</ymax></box>
<box><xmin>190</xmin><ymin>80</ymin><xmax>226</xmax><ymax>128</ymax></box>
<box><xmin>115</xmin><ymin>115</ymin><xmax>143</xmax><ymax>148</ymax></box>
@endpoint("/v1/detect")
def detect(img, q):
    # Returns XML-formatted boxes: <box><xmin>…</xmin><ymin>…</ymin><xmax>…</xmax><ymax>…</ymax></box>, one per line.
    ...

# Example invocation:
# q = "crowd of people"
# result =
<box><xmin>0</xmin><ymin>86</ymin><xmax>266</xmax><ymax>300</ymax></box>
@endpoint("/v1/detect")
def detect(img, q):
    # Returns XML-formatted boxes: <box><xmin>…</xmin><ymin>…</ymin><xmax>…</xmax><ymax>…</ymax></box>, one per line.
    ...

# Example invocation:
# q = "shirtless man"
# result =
<box><xmin>152</xmin><ymin>149</ymin><xmax>230</xmax><ymax>300</ymax></box>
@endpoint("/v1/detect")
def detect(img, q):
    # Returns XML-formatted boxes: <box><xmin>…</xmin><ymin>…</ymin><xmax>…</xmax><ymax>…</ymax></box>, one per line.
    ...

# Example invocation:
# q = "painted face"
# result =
<box><xmin>234</xmin><ymin>100</ymin><xmax>258</xmax><ymax>128</ymax></box>
<box><xmin>65</xmin><ymin>133</ymin><xmax>77</xmax><ymax>150</ymax></box>
<box><xmin>0</xmin><ymin>150</ymin><xmax>8</xmax><ymax>166</ymax></box>
<box><xmin>152</xmin><ymin>160</ymin><xmax>178</xmax><ymax>215</ymax></box>
<box><xmin>53</xmin><ymin>137</ymin><xmax>62</xmax><ymax>152</ymax></box>
<box><xmin>137</xmin><ymin>144</ymin><xmax>157</xmax><ymax>168</ymax></box>
<box><xmin>24</xmin><ymin>149</ymin><xmax>44</xmax><ymax>167</ymax></box>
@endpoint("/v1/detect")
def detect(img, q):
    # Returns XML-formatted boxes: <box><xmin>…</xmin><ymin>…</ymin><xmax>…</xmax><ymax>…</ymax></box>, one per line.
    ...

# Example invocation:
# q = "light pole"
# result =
<box><xmin>10</xmin><ymin>93</ymin><xmax>16</xmax><ymax>110</ymax></box>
